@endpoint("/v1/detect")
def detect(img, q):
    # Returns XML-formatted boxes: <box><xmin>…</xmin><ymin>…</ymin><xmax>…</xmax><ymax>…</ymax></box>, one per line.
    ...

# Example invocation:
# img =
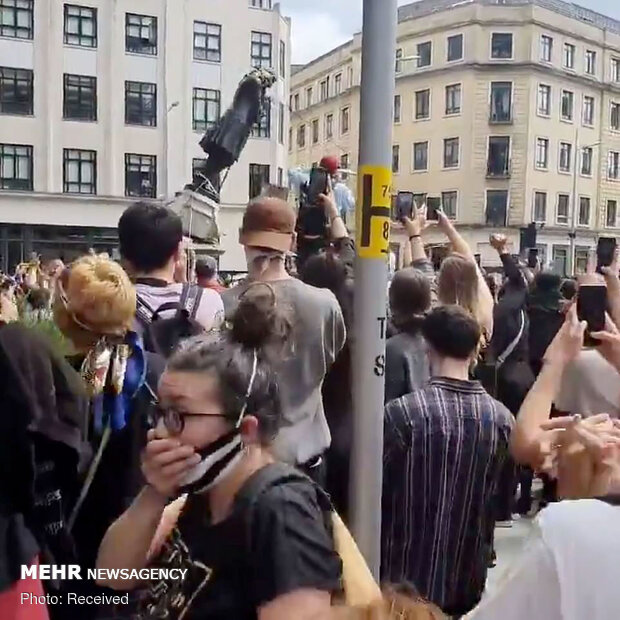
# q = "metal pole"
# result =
<box><xmin>350</xmin><ymin>0</ymin><xmax>398</xmax><ymax>577</ymax></box>
<box><xmin>569</xmin><ymin>127</ymin><xmax>579</xmax><ymax>275</ymax></box>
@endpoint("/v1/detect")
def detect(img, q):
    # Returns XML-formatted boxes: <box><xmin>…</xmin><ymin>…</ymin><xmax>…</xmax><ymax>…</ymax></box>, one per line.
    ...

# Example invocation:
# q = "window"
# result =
<box><xmin>556</xmin><ymin>194</ymin><xmax>570</xmax><ymax>224</ymax></box>
<box><xmin>535</xmin><ymin>137</ymin><xmax>549</xmax><ymax>170</ymax></box>
<box><xmin>64</xmin><ymin>4</ymin><xmax>97</xmax><ymax>48</ymax></box>
<box><xmin>585</xmin><ymin>50</ymin><xmax>596</xmax><ymax>75</ymax></box>
<box><xmin>559</xmin><ymin>142</ymin><xmax>572</xmax><ymax>173</ymax></box>
<box><xmin>306</xmin><ymin>87</ymin><xmax>312</xmax><ymax>108</ymax></box>
<box><xmin>277</xmin><ymin>167</ymin><xmax>283</xmax><ymax>187</ymax></box>
<box><xmin>445</xmin><ymin>84</ymin><xmax>461</xmax><ymax>115</ymax></box>
<box><xmin>447</xmin><ymin>34</ymin><xmax>463</xmax><ymax>62</ymax></box>
<box><xmin>0</xmin><ymin>143</ymin><xmax>32</xmax><ymax>190</ymax></box>
<box><xmin>278</xmin><ymin>102</ymin><xmax>284</xmax><ymax>144</ymax></box>
<box><xmin>125</xmin><ymin>154</ymin><xmax>156</xmax><ymax>198</ymax></box>
<box><xmin>252</xmin><ymin>99</ymin><xmax>271</xmax><ymax>138</ymax></box>
<box><xmin>534</xmin><ymin>192</ymin><xmax>547</xmax><ymax>223</ymax></box>
<box><xmin>311</xmin><ymin>119</ymin><xmax>319</xmax><ymax>144</ymax></box>
<box><xmin>392</xmin><ymin>145</ymin><xmax>400</xmax><ymax>174</ymax></box>
<box><xmin>490</xmin><ymin>82</ymin><xmax>512</xmax><ymax>123</ymax></box>
<box><xmin>395</xmin><ymin>48</ymin><xmax>403</xmax><ymax>73</ymax></box>
<box><xmin>63</xmin><ymin>74</ymin><xmax>97</xmax><ymax>121</ymax></box>
<box><xmin>607</xmin><ymin>200</ymin><xmax>618</xmax><ymax>227</ymax></box>
<box><xmin>249</xmin><ymin>0</ymin><xmax>272</xmax><ymax>7</ymax></box>
<box><xmin>251</xmin><ymin>31</ymin><xmax>272</xmax><ymax>68</ymax></box>
<box><xmin>413</xmin><ymin>141</ymin><xmax>428</xmax><ymax>171</ymax></box>
<box><xmin>325</xmin><ymin>113</ymin><xmax>333</xmax><ymax>140</ymax></box>
<box><xmin>487</xmin><ymin>136</ymin><xmax>510</xmax><ymax>176</ymax></box>
<box><xmin>288</xmin><ymin>127</ymin><xmax>292</xmax><ymax>151</ymax></box>
<box><xmin>583</xmin><ymin>96</ymin><xmax>594</xmax><ymax>126</ymax></box>
<box><xmin>125</xmin><ymin>13</ymin><xmax>157</xmax><ymax>55</ymax></box>
<box><xmin>340</xmin><ymin>154</ymin><xmax>349</xmax><ymax>179</ymax></box>
<box><xmin>538</xmin><ymin>84</ymin><xmax>551</xmax><ymax>116</ymax></box>
<box><xmin>63</xmin><ymin>148</ymin><xmax>95</xmax><ymax>194</ymax></box>
<box><xmin>125</xmin><ymin>81</ymin><xmax>156</xmax><ymax>126</ymax></box>
<box><xmin>578</xmin><ymin>197</ymin><xmax>590</xmax><ymax>226</ymax></box>
<box><xmin>491</xmin><ymin>33</ymin><xmax>513</xmax><ymax>59</ymax></box>
<box><xmin>443</xmin><ymin>137</ymin><xmax>460</xmax><ymax>168</ymax></box>
<box><xmin>320</xmin><ymin>78</ymin><xmax>329</xmax><ymax>102</ymax></box>
<box><xmin>540</xmin><ymin>35</ymin><xmax>553</xmax><ymax>62</ymax></box>
<box><xmin>561</xmin><ymin>90</ymin><xmax>574</xmax><ymax>121</ymax></box>
<box><xmin>575</xmin><ymin>246</ymin><xmax>589</xmax><ymax>274</ymax></box>
<box><xmin>611</xmin><ymin>102</ymin><xmax>620</xmax><ymax>131</ymax></box>
<box><xmin>613</xmin><ymin>58</ymin><xmax>620</xmax><ymax>83</ymax></box>
<box><xmin>297</xmin><ymin>124</ymin><xmax>306</xmax><ymax>148</ymax></box>
<box><xmin>415</xmin><ymin>89</ymin><xmax>430</xmax><ymax>120</ymax></box>
<box><xmin>486</xmin><ymin>190</ymin><xmax>509</xmax><ymax>226</ymax></box>
<box><xmin>581</xmin><ymin>146</ymin><xmax>593</xmax><ymax>176</ymax></box>
<box><xmin>417</xmin><ymin>41</ymin><xmax>432</xmax><ymax>67</ymax></box>
<box><xmin>249</xmin><ymin>163</ymin><xmax>270</xmax><ymax>199</ymax></box>
<box><xmin>0</xmin><ymin>67</ymin><xmax>33</xmax><ymax>115</ymax></box>
<box><xmin>334</xmin><ymin>73</ymin><xmax>342</xmax><ymax>96</ymax></box>
<box><xmin>563</xmin><ymin>43</ymin><xmax>575</xmax><ymax>69</ymax></box>
<box><xmin>340</xmin><ymin>107</ymin><xmax>349</xmax><ymax>134</ymax></box>
<box><xmin>552</xmin><ymin>245</ymin><xmax>568</xmax><ymax>273</ymax></box>
<box><xmin>193</xmin><ymin>22</ymin><xmax>221</xmax><ymax>62</ymax></box>
<box><xmin>394</xmin><ymin>94</ymin><xmax>401</xmax><ymax>123</ymax></box>
<box><xmin>279</xmin><ymin>41</ymin><xmax>286</xmax><ymax>78</ymax></box>
<box><xmin>609</xmin><ymin>151</ymin><xmax>620</xmax><ymax>180</ymax></box>
<box><xmin>442</xmin><ymin>191</ymin><xmax>457</xmax><ymax>219</ymax></box>
<box><xmin>0</xmin><ymin>0</ymin><xmax>33</xmax><ymax>39</ymax></box>
<box><xmin>192</xmin><ymin>88</ymin><xmax>220</xmax><ymax>132</ymax></box>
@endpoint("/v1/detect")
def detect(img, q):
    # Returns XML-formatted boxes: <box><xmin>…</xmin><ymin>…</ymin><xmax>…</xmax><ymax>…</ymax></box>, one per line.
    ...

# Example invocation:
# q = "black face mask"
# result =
<box><xmin>178</xmin><ymin>429</ymin><xmax>244</xmax><ymax>495</ymax></box>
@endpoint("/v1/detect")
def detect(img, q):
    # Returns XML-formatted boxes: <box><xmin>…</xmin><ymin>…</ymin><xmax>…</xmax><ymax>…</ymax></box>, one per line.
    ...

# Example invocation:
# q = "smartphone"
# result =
<box><xmin>527</xmin><ymin>248</ymin><xmax>539</xmax><ymax>269</ymax></box>
<box><xmin>596</xmin><ymin>237</ymin><xmax>617</xmax><ymax>274</ymax></box>
<box><xmin>307</xmin><ymin>167</ymin><xmax>329</xmax><ymax>205</ymax></box>
<box><xmin>577</xmin><ymin>285</ymin><xmax>607</xmax><ymax>347</ymax></box>
<box><xmin>474</xmin><ymin>254</ymin><xmax>481</xmax><ymax>268</ymax></box>
<box><xmin>427</xmin><ymin>196</ymin><xmax>441</xmax><ymax>221</ymax></box>
<box><xmin>395</xmin><ymin>191</ymin><xmax>414</xmax><ymax>221</ymax></box>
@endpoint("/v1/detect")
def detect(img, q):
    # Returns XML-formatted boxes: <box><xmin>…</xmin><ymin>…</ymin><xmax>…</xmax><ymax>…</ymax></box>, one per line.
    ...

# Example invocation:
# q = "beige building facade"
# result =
<box><xmin>289</xmin><ymin>0</ymin><xmax>620</xmax><ymax>274</ymax></box>
<box><xmin>0</xmin><ymin>0</ymin><xmax>290</xmax><ymax>272</ymax></box>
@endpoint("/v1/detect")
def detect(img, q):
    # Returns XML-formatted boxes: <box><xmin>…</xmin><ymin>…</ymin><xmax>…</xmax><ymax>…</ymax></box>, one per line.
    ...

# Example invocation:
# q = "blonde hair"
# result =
<box><xmin>328</xmin><ymin>589</ymin><xmax>446</xmax><ymax>620</ymax></box>
<box><xmin>53</xmin><ymin>255</ymin><xmax>136</xmax><ymax>350</ymax></box>
<box><xmin>437</xmin><ymin>253</ymin><xmax>480</xmax><ymax>318</ymax></box>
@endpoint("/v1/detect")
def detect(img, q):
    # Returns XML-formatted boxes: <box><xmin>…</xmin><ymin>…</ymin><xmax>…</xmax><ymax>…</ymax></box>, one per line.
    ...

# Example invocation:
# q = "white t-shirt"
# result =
<box><xmin>466</xmin><ymin>499</ymin><xmax>620</xmax><ymax>620</ymax></box>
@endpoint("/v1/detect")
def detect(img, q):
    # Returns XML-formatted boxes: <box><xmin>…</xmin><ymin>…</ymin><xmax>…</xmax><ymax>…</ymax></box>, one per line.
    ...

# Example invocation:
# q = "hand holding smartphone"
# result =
<box><xmin>395</xmin><ymin>192</ymin><xmax>414</xmax><ymax>221</ymax></box>
<box><xmin>577</xmin><ymin>284</ymin><xmax>607</xmax><ymax>347</ymax></box>
<box><xmin>596</xmin><ymin>237</ymin><xmax>617</xmax><ymax>274</ymax></box>
<box><xmin>426</xmin><ymin>196</ymin><xmax>441</xmax><ymax>222</ymax></box>
<box><xmin>307</xmin><ymin>166</ymin><xmax>330</xmax><ymax>206</ymax></box>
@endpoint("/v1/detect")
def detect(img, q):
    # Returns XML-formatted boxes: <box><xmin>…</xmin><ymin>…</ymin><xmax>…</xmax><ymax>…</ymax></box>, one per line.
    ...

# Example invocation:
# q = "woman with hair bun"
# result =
<box><xmin>96</xmin><ymin>283</ymin><xmax>343</xmax><ymax>620</ymax></box>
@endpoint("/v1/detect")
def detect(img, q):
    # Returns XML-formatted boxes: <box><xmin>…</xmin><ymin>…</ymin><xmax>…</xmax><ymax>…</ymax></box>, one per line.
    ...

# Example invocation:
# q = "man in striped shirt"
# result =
<box><xmin>382</xmin><ymin>305</ymin><xmax>514</xmax><ymax>617</ymax></box>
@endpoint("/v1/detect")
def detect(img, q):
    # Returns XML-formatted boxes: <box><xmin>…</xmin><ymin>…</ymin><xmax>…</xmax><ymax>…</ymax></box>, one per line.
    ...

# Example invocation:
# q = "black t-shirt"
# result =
<box><xmin>137</xmin><ymin>470</ymin><xmax>342</xmax><ymax>619</ymax></box>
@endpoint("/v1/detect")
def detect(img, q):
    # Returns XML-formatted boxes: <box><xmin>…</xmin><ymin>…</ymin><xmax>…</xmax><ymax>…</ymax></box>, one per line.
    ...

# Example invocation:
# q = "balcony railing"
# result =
<box><xmin>489</xmin><ymin>109</ymin><xmax>512</xmax><ymax>124</ymax></box>
<box><xmin>486</xmin><ymin>159</ymin><xmax>512</xmax><ymax>178</ymax></box>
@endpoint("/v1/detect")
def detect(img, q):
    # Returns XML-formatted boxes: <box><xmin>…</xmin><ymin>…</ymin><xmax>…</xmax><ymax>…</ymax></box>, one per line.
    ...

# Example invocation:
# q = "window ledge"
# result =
<box><xmin>63</xmin><ymin>117</ymin><xmax>97</xmax><ymax>123</ymax></box>
<box><xmin>63</xmin><ymin>43</ymin><xmax>97</xmax><ymax>51</ymax></box>
<box><xmin>192</xmin><ymin>58</ymin><xmax>222</xmax><ymax>66</ymax></box>
<box><xmin>535</xmin><ymin>166</ymin><xmax>549</xmax><ymax>172</ymax></box>
<box><xmin>125</xmin><ymin>51</ymin><xmax>158</xmax><ymax>58</ymax></box>
<box><xmin>0</xmin><ymin>34</ymin><xmax>33</xmax><ymax>43</ymax></box>
<box><xmin>0</xmin><ymin>112</ymin><xmax>34</xmax><ymax>118</ymax></box>
<box><xmin>125</xmin><ymin>123</ymin><xmax>158</xmax><ymax>129</ymax></box>
<box><xmin>412</xmin><ymin>169</ymin><xmax>428</xmax><ymax>174</ymax></box>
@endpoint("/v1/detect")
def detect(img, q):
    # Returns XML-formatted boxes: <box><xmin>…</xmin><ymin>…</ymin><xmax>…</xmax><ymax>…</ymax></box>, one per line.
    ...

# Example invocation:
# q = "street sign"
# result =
<box><xmin>356</xmin><ymin>165</ymin><xmax>392</xmax><ymax>259</ymax></box>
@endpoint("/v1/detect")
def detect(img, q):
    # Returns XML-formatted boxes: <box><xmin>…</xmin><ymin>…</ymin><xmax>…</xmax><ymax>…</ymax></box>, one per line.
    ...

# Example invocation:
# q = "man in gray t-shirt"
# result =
<box><xmin>222</xmin><ymin>197</ymin><xmax>346</xmax><ymax>474</ymax></box>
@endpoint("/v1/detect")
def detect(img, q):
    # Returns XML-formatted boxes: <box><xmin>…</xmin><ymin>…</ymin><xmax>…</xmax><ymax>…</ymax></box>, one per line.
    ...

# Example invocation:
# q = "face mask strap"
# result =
<box><xmin>236</xmin><ymin>349</ymin><xmax>258</xmax><ymax>428</ymax></box>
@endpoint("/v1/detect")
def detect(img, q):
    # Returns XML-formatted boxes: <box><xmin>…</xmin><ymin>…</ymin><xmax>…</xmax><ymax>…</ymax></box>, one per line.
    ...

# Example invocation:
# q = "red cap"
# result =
<box><xmin>319</xmin><ymin>156</ymin><xmax>339</xmax><ymax>175</ymax></box>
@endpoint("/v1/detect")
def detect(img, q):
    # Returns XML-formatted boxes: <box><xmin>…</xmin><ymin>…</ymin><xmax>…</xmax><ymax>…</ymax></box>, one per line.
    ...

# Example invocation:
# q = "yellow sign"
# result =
<box><xmin>355</xmin><ymin>165</ymin><xmax>392</xmax><ymax>259</ymax></box>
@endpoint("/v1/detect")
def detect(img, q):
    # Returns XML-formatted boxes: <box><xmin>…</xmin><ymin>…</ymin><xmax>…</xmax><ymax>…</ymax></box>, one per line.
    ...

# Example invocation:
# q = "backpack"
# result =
<box><xmin>135</xmin><ymin>283</ymin><xmax>205</xmax><ymax>358</ymax></box>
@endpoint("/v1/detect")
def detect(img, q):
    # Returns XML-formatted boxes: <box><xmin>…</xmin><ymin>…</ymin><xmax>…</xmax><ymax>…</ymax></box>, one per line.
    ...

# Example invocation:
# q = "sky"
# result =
<box><xmin>278</xmin><ymin>0</ymin><xmax>620</xmax><ymax>64</ymax></box>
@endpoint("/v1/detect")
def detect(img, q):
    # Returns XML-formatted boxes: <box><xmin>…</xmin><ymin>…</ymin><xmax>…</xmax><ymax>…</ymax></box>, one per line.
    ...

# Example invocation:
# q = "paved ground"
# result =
<box><xmin>487</xmin><ymin>517</ymin><xmax>535</xmax><ymax>591</ymax></box>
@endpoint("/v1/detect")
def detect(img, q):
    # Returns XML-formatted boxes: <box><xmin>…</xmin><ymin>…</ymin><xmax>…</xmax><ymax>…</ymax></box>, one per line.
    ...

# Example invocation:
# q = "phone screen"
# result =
<box><xmin>395</xmin><ymin>192</ymin><xmax>414</xmax><ymax>221</ymax></box>
<box><xmin>307</xmin><ymin>167</ymin><xmax>329</xmax><ymax>205</ymax></box>
<box><xmin>596</xmin><ymin>237</ymin><xmax>617</xmax><ymax>273</ymax></box>
<box><xmin>528</xmin><ymin>248</ymin><xmax>539</xmax><ymax>269</ymax></box>
<box><xmin>577</xmin><ymin>285</ymin><xmax>607</xmax><ymax>347</ymax></box>
<box><xmin>427</xmin><ymin>196</ymin><xmax>441</xmax><ymax>221</ymax></box>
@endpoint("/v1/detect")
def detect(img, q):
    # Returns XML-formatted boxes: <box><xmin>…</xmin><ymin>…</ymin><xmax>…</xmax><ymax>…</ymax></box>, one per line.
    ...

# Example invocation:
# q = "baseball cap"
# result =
<box><xmin>320</xmin><ymin>155</ymin><xmax>339</xmax><ymax>176</ymax></box>
<box><xmin>239</xmin><ymin>198</ymin><xmax>296</xmax><ymax>252</ymax></box>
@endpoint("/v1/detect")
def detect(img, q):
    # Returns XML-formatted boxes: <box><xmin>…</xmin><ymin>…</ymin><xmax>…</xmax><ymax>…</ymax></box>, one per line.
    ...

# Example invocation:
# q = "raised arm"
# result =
<box><xmin>510</xmin><ymin>306</ymin><xmax>585</xmax><ymax>466</ymax></box>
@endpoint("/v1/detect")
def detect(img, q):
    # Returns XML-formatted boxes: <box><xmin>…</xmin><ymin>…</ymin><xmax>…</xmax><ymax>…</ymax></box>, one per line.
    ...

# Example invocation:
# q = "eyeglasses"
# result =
<box><xmin>152</xmin><ymin>403</ymin><xmax>227</xmax><ymax>436</ymax></box>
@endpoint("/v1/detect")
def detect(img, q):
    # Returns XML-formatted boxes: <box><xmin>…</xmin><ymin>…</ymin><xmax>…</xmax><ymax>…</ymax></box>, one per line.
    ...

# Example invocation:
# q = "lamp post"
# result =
<box><xmin>568</xmin><ymin>128</ymin><xmax>601</xmax><ymax>275</ymax></box>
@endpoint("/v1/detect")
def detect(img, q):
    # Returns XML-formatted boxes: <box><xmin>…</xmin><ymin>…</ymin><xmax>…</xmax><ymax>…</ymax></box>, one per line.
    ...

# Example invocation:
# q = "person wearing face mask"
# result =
<box><xmin>221</xmin><ymin>198</ymin><xmax>346</xmax><ymax>485</ymax></box>
<box><xmin>96</xmin><ymin>285</ymin><xmax>343</xmax><ymax>620</ymax></box>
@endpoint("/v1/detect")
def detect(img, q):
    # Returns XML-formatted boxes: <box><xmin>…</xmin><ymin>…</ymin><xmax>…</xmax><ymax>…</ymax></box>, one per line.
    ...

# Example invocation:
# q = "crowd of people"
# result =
<box><xmin>0</xmin><ymin>186</ymin><xmax>619</xmax><ymax>620</ymax></box>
